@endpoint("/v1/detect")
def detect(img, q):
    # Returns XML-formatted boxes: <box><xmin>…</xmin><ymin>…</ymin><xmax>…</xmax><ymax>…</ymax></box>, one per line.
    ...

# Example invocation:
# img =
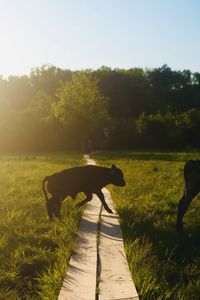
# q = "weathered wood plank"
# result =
<box><xmin>58</xmin><ymin>156</ymin><xmax>139</xmax><ymax>300</ymax></box>
<box><xmin>58</xmin><ymin>195</ymin><xmax>101</xmax><ymax>300</ymax></box>
<box><xmin>98</xmin><ymin>188</ymin><xmax>139</xmax><ymax>300</ymax></box>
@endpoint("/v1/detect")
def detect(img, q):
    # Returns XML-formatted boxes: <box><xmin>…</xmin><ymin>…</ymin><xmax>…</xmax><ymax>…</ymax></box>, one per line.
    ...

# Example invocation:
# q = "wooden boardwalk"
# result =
<box><xmin>58</xmin><ymin>156</ymin><xmax>139</xmax><ymax>300</ymax></box>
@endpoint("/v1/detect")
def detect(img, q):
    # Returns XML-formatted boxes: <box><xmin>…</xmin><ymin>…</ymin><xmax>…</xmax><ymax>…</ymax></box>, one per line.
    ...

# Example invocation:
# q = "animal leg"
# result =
<box><xmin>46</xmin><ymin>195</ymin><xmax>62</xmax><ymax>220</ymax></box>
<box><xmin>53</xmin><ymin>199</ymin><xmax>62</xmax><ymax>219</ymax></box>
<box><xmin>96</xmin><ymin>190</ymin><xmax>113</xmax><ymax>213</ymax></box>
<box><xmin>46</xmin><ymin>198</ymin><xmax>54</xmax><ymax>220</ymax></box>
<box><xmin>176</xmin><ymin>190</ymin><xmax>197</xmax><ymax>232</ymax></box>
<box><xmin>75</xmin><ymin>193</ymin><xmax>92</xmax><ymax>208</ymax></box>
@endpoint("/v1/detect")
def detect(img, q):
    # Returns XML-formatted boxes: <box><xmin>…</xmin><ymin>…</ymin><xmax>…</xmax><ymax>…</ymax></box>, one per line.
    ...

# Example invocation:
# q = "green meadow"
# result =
<box><xmin>1</xmin><ymin>151</ymin><xmax>200</xmax><ymax>299</ymax></box>
<box><xmin>94</xmin><ymin>151</ymin><xmax>200</xmax><ymax>300</ymax></box>
<box><xmin>0</xmin><ymin>153</ymin><xmax>84</xmax><ymax>299</ymax></box>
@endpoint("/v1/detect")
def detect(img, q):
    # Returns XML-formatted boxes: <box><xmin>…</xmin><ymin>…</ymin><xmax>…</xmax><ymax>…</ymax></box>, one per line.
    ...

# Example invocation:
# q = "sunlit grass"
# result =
<box><xmin>93</xmin><ymin>151</ymin><xmax>200</xmax><ymax>300</ymax></box>
<box><xmin>2</xmin><ymin>151</ymin><xmax>200</xmax><ymax>299</ymax></box>
<box><xmin>0</xmin><ymin>153</ymin><xmax>84</xmax><ymax>299</ymax></box>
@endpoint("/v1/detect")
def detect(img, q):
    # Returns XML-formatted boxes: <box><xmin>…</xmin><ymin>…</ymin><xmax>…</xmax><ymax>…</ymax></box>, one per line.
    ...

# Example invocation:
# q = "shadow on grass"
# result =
<box><xmin>118</xmin><ymin>206</ymin><xmax>200</xmax><ymax>264</ymax></box>
<box><xmin>117</xmin><ymin>206</ymin><xmax>200</xmax><ymax>293</ymax></box>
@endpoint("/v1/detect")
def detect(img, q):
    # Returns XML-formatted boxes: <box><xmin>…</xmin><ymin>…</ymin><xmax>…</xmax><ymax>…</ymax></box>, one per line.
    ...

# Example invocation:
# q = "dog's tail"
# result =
<box><xmin>42</xmin><ymin>177</ymin><xmax>49</xmax><ymax>202</ymax></box>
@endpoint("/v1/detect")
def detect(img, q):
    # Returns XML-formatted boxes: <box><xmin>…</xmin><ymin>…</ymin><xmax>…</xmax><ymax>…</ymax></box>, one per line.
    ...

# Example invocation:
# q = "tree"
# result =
<box><xmin>53</xmin><ymin>72</ymin><xmax>109</xmax><ymax>146</ymax></box>
<box><xmin>27</xmin><ymin>90</ymin><xmax>55</xmax><ymax>123</ymax></box>
<box><xmin>30</xmin><ymin>65</ymin><xmax>72</xmax><ymax>96</ymax></box>
<box><xmin>5</xmin><ymin>75</ymin><xmax>33</xmax><ymax>109</ymax></box>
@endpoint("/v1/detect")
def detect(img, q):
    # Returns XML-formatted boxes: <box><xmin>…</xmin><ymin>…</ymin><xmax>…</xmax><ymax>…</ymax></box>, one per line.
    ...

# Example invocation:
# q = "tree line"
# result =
<box><xmin>0</xmin><ymin>64</ymin><xmax>200</xmax><ymax>152</ymax></box>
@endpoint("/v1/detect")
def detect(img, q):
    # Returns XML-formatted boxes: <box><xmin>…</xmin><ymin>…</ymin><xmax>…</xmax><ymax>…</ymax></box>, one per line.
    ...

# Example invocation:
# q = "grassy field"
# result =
<box><xmin>93</xmin><ymin>151</ymin><xmax>200</xmax><ymax>300</ymax></box>
<box><xmin>1</xmin><ymin>151</ymin><xmax>200</xmax><ymax>300</ymax></box>
<box><xmin>0</xmin><ymin>153</ymin><xmax>85</xmax><ymax>300</ymax></box>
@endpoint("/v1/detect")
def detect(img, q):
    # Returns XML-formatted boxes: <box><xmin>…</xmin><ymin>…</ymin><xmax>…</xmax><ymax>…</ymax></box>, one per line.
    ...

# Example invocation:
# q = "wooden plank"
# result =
<box><xmin>58</xmin><ymin>195</ymin><xmax>101</xmax><ymax>300</ymax></box>
<box><xmin>58</xmin><ymin>156</ymin><xmax>139</xmax><ymax>299</ymax></box>
<box><xmin>98</xmin><ymin>188</ymin><xmax>139</xmax><ymax>300</ymax></box>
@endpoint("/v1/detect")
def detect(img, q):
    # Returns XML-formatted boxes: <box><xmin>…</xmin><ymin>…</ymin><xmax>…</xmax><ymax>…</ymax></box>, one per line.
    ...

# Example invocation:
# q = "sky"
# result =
<box><xmin>0</xmin><ymin>0</ymin><xmax>200</xmax><ymax>77</ymax></box>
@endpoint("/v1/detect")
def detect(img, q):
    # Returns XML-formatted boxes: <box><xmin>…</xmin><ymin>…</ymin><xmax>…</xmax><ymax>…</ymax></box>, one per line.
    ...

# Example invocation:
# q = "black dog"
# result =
<box><xmin>176</xmin><ymin>160</ymin><xmax>200</xmax><ymax>232</ymax></box>
<box><xmin>42</xmin><ymin>164</ymin><xmax>125</xmax><ymax>219</ymax></box>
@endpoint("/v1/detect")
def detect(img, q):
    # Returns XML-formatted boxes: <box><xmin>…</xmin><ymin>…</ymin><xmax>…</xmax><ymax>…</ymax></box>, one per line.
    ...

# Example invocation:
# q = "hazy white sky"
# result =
<box><xmin>0</xmin><ymin>0</ymin><xmax>200</xmax><ymax>76</ymax></box>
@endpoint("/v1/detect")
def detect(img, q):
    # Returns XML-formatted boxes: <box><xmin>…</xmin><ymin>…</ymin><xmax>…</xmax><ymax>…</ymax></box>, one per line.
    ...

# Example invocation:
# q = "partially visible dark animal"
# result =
<box><xmin>42</xmin><ymin>164</ymin><xmax>125</xmax><ymax>219</ymax></box>
<box><xmin>176</xmin><ymin>160</ymin><xmax>200</xmax><ymax>232</ymax></box>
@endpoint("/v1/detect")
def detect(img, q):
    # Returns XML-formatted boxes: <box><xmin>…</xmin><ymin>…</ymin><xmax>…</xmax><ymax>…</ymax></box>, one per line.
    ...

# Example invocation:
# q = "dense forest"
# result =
<box><xmin>0</xmin><ymin>64</ymin><xmax>200</xmax><ymax>151</ymax></box>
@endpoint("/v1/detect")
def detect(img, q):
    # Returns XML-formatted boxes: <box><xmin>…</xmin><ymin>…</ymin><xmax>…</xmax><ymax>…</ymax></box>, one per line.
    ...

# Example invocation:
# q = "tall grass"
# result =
<box><xmin>93</xmin><ymin>151</ymin><xmax>200</xmax><ymax>300</ymax></box>
<box><xmin>0</xmin><ymin>153</ymin><xmax>84</xmax><ymax>299</ymax></box>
